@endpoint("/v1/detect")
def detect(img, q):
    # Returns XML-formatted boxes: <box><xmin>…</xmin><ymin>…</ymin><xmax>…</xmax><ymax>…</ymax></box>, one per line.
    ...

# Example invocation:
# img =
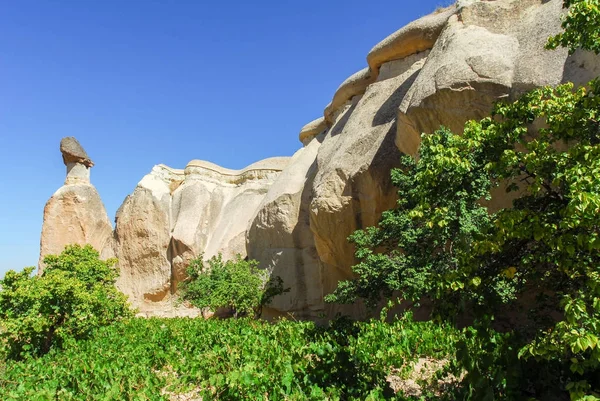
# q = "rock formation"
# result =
<box><xmin>40</xmin><ymin>0</ymin><xmax>600</xmax><ymax>319</ymax></box>
<box><xmin>247</xmin><ymin>134</ymin><xmax>327</xmax><ymax>319</ymax></box>
<box><xmin>112</xmin><ymin>158</ymin><xmax>290</xmax><ymax>315</ymax></box>
<box><xmin>39</xmin><ymin>138</ymin><xmax>112</xmax><ymax>272</ymax></box>
<box><xmin>60</xmin><ymin>136</ymin><xmax>94</xmax><ymax>168</ymax></box>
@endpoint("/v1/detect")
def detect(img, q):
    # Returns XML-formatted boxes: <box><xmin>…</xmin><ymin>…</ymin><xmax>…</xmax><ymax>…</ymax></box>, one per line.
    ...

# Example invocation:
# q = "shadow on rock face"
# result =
<box><xmin>329</xmin><ymin>100</ymin><xmax>358</xmax><ymax>138</ymax></box>
<box><xmin>373</xmin><ymin>69</ymin><xmax>420</xmax><ymax>127</ymax></box>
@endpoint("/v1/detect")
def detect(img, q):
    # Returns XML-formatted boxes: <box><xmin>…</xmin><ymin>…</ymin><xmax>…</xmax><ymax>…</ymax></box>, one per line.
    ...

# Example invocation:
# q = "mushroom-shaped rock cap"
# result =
<box><xmin>60</xmin><ymin>137</ymin><xmax>94</xmax><ymax>168</ymax></box>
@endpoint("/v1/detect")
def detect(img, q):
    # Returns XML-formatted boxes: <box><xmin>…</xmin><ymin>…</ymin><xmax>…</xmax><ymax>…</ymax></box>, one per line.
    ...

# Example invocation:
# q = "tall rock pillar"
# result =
<box><xmin>38</xmin><ymin>137</ymin><xmax>113</xmax><ymax>272</ymax></box>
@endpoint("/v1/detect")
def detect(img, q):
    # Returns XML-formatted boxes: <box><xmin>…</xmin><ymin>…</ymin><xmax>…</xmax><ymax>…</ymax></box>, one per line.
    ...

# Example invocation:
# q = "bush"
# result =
<box><xmin>0</xmin><ymin>315</ymin><xmax>459</xmax><ymax>400</ymax></box>
<box><xmin>179</xmin><ymin>254</ymin><xmax>288</xmax><ymax>318</ymax></box>
<box><xmin>327</xmin><ymin>1</ymin><xmax>600</xmax><ymax>398</ymax></box>
<box><xmin>328</xmin><ymin>81</ymin><xmax>600</xmax><ymax>401</ymax></box>
<box><xmin>0</xmin><ymin>244</ymin><xmax>133</xmax><ymax>359</ymax></box>
<box><xmin>546</xmin><ymin>0</ymin><xmax>600</xmax><ymax>54</ymax></box>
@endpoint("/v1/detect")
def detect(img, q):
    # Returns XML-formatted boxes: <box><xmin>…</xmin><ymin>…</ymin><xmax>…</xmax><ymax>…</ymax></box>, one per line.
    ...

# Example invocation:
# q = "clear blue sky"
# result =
<box><xmin>0</xmin><ymin>0</ymin><xmax>450</xmax><ymax>276</ymax></box>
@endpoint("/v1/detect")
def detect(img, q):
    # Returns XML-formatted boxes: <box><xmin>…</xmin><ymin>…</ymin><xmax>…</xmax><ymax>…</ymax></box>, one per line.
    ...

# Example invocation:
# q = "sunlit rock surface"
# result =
<box><xmin>41</xmin><ymin>0</ymin><xmax>600</xmax><ymax>318</ymax></box>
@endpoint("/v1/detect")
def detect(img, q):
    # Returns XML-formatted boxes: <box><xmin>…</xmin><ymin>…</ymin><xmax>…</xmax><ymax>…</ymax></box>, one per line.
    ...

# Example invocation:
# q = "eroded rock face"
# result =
<box><xmin>112</xmin><ymin>158</ymin><xmax>290</xmax><ymax>315</ymax></box>
<box><xmin>367</xmin><ymin>7</ymin><xmax>454</xmax><ymax>77</ymax></box>
<box><xmin>247</xmin><ymin>135</ymin><xmax>327</xmax><ymax>320</ymax></box>
<box><xmin>113</xmin><ymin>165</ymin><xmax>180</xmax><ymax>307</ymax></box>
<box><xmin>284</xmin><ymin>0</ymin><xmax>599</xmax><ymax>319</ymax></box>
<box><xmin>299</xmin><ymin>117</ymin><xmax>327</xmax><ymax>146</ymax></box>
<box><xmin>309</xmin><ymin>53</ymin><xmax>428</xmax><ymax>318</ymax></box>
<box><xmin>39</xmin><ymin>138</ymin><xmax>112</xmax><ymax>272</ymax></box>
<box><xmin>40</xmin><ymin>0</ymin><xmax>600</xmax><ymax>319</ymax></box>
<box><xmin>396</xmin><ymin>0</ymin><xmax>593</xmax><ymax>155</ymax></box>
<box><xmin>60</xmin><ymin>137</ymin><xmax>94</xmax><ymax>168</ymax></box>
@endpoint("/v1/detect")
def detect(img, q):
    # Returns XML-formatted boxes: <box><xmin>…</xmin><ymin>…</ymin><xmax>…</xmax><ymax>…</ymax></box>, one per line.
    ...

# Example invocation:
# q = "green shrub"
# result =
<box><xmin>329</xmin><ymin>80</ymin><xmax>600</xmax><ymax>401</ymax></box>
<box><xmin>327</xmin><ymin>1</ymin><xmax>600</xmax><ymax>398</ymax></box>
<box><xmin>0</xmin><ymin>315</ymin><xmax>459</xmax><ymax>400</ymax></box>
<box><xmin>0</xmin><ymin>244</ymin><xmax>133</xmax><ymax>359</ymax></box>
<box><xmin>546</xmin><ymin>0</ymin><xmax>600</xmax><ymax>54</ymax></box>
<box><xmin>179</xmin><ymin>254</ymin><xmax>288</xmax><ymax>318</ymax></box>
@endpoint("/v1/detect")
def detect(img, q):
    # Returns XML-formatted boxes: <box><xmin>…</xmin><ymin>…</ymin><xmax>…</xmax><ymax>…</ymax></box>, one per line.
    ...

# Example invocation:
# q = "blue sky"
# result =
<box><xmin>0</xmin><ymin>0</ymin><xmax>450</xmax><ymax>276</ymax></box>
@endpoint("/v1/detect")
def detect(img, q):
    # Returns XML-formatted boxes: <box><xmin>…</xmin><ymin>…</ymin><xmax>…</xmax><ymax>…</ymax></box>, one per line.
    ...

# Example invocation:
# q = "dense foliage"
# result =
<box><xmin>0</xmin><ymin>245</ymin><xmax>132</xmax><ymax>360</ymax></box>
<box><xmin>179</xmin><ymin>254</ymin><xmax>288</xmax><ymax>318</ymax></box>
<box><xmin>546</xmin><ymin>0</ymin><xmax>600</xmax><ymax>54</ymax></box>
<box><xmin>329</xmin><ymin>73</ymin><xmax>600</xmax><ymax>401</ymax></box>
<box><xmin>327</xmin><ymin>1</ymin><xmax>600</xmax><ymax>399</ymax></box>
<box><xmin>0</xmin><ymin>315</ymin><xmax>458</xmax><ymax>400</ymax></box>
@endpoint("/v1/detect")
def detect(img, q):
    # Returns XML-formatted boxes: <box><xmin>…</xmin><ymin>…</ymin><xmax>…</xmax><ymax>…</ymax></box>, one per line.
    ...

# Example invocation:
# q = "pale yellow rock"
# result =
<box><xmin>310</xmin><ymin>53</ymin><xmax>429</xmax><ymax>318</ymax></box>
<box><xmin>367</xmin><ymin>7</ymin><xmax>454</xmax><ymax>76</ymax></box>
<box><xmin>113</xmin><ymin>158</ymin><xmax>290</xmax><ymax>315</ymax></box>
<box><xmin>324</xmin><ymin>68</ymin><xmax>376</xmax><ymax>126</ymax></box>
<box><xmin>184</xmin><ymin>158</ymin><xmax>290</xmax><ymax>184</ymax></box>
<box><xmin>121</xmin><ymin>0</ymin><xmax>600</xmax><ymax>320</ymax></box>
<box><xmin>171</xmin><ymin>156</ymin><xmax>289</xmax><ymax>264</ymax></box>
<box><xmin>113</xmin><ymin>165</ymin><xmax>181</xmax><ymax>307</ymax></box>
<box><xmin>299</xmin><ymin>117</ymin><xmax>327</xmax><ymax>145</ymax></box>
<box><xmin>247</xmin><ymin>134</ymin><xmax>326</xmax><ymax>319</ymax></box>
<box><xmin>321</xmin><ymin>7</ymin><xmax>455</xmax><ymax>131</ymax></box>
<box><xmin>39</xmin><ymin>184</ymin><xmax>113</xmax><ymax>271</ymax></box>
<box><xmin>39</xmin><ymin>0</ymin><xmax>600</xmax><ymax>321</ymax></box>
<box><xmin>395</xmin><ymin>0</ymin><xmax>588</xmax><ymax>155</ymax></box>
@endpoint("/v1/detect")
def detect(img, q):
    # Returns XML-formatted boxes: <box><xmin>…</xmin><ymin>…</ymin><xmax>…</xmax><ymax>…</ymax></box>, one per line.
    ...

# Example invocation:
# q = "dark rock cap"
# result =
<box><xmin>60</xmin><ymin>137</ymin><xmax>94</xmax><ymax>168</ymax></box>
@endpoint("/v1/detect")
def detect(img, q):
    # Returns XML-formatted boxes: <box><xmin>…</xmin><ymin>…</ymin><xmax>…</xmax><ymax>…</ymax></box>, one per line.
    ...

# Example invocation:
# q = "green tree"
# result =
<box><xmin>179</xmin><ymin>254</ymin><xmax>288</xmax><ymax>318</ymax></box>
<box><xmin>327</xmin><ymin>0</ymin><xmax>600</xmax><ymax>398</ymax></box>
<box><xmin>547</xmin><ymin>0</ymin><xmax>600</xmax><ymax>54</ymax></box>
<box><xmin>0</xmin><ymin>245</ymin><xmax>133</xmax><ymax>359</ymax></box>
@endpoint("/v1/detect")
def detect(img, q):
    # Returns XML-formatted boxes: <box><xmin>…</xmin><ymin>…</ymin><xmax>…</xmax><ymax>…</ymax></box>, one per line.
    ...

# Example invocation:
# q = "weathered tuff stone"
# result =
<box><xmin>309</xmin><ymin>53</ymin><xmax>429</xmax><ymax>319</ymax></box>
<box><xmin>111</xmin><ymin>158</ymin><xmax>290</xmax><ymax>315</ymax></box>
<box><xmin>39</xmin><ymin>138</ymin><xmax>112</xmax><ymax>272</ymax></box>
<box><xmin>40</xmin><ymin>0</ymin><xmax>600</xmax><ymax>319</ymax></box>
<box><xmin>60</xmin><ymin>137</ymin><xmax>94</xmax><ymax>168</ymax></box>
<box><xmin>247</xmin><ymin>134</ymin><xmax>326</xmax><ymax>320</ymax></box>
<box><xmin>299</xmin><ymin>117</ymin><xmax>327</xmax><ymax>146</ymax></box>
<box><xmin>39</xmin><ymin>184</ymin><xmax>113</xmax><ymax>270</ymax></box>
<box><xmin>367</xmin><ymin>7</ymin><xmax>454</xmax><ymax>77</ymax></box>
<box><xmin>324</xmin><ymin>68</ymin><xmax>377</xmax><ymax>126</ymax></box>
<box><xmin>171</xmin><ymin>158</ymin><xmax>289</xmax><ymax>284</ymax></box>
<box><xmin>395</xmin><ymin>0</ymin><xmax>596</xmax><ymax>155</ymax></box>
<box><xmin>290</xmin><ymin>0</ymin><xmax>600</xmax><ymax>319</ymax></box>
<box><xmin>113</xmin><ymin>165</ymin><xmax>179</xmax><ymax>307</ymax></box>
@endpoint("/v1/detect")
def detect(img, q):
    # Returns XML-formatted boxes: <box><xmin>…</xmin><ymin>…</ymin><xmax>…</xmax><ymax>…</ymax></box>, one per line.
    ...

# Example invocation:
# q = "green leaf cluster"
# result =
<box><xmin>327</xmin><ymin>4</ymin><xmax>600</xmax><ymax>395</ymax></box>
<box><xmin>547</xmin><ymin>0</ymin><xmax>600</xmax><ymax>54</ymax></box>
<box><xmin>328</xmin><ymin>78</ymin><xmax>600</xmax><ymax>400</ymax></box>
<box><xmin>0</xmin><ymin>245</ymin><xmax>133</xmax><ymax>360</ymax></box>
<box><xmin>178</xmin><ymin>254</ymin><xmax>289</xmax><ymax>318</ymax></box>
<box><xmin>0</xmin><ymin>314</ymin><xmax>459</xmax><ymax>400</ymax></box>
